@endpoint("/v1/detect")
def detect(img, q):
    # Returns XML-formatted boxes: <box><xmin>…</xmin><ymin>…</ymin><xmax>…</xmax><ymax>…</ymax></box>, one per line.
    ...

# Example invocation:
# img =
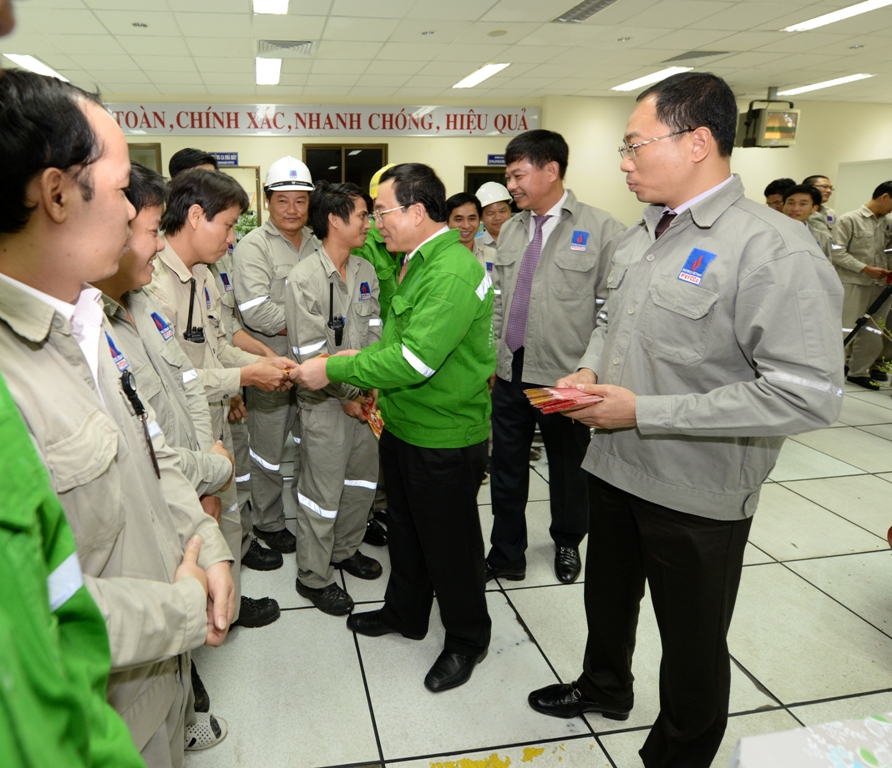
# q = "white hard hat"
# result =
<box><xmin>265</xmin><ymin>156</ymin><xmax>314</xmax><ymax>192</ymax></box>
<box><xmin>476</xmin><ymin>181</ymin><xmax>512</xmax><ymax>209</ymax></box>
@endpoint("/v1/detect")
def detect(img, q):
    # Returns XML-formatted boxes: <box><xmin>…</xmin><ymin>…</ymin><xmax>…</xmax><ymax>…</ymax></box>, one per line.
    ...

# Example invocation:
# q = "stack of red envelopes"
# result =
<box><xmin>523</xmin><ymin>387</ymin><xmax>603</xmax><ymax>414</ymax></box>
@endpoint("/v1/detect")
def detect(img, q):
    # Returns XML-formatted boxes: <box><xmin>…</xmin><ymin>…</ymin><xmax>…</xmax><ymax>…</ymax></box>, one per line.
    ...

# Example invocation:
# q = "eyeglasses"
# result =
<box><xmin>372</xmin><ymin>205</ymin><xmax>407</xmax><ymax>226</ymax></box>
<box><xmin>618</xmin><ymin>129</ymin><xmax>693</xmax><ymax>159</ymax></box>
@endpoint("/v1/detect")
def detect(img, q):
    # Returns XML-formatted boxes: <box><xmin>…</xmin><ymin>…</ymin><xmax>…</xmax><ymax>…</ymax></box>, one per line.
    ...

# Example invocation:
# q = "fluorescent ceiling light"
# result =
<box><xmin>253</xmin><ymin>0</ymin><xmax>288</xmax><ymax>13</ymax></box>
<box><xmin>4</xmin><ymin>54</ymin><xmax>68</xmax><ymax>81</ymax></box>
<box><xmin>611</xmin><ymin>66</ymin><xmax>692</xmax><ymax>92</ymax></box>
<box><xmin>453</xmin><ymin>63</ymin><xmax>510</xmax><ymax>89</ymax></box>
<box><xmin>782</xmin><ymin>0</ymin><xmax>892</xmax><ymax>32</ymax></box>
<box><xmin>255</xmin><ymin>57</ymin><xmax>282</xmax><ymax>85</ymax></box>
<box><xmin>778</xmin><ymin>73</ymin><xmax>873</xmax><ymax>95</ymax></box>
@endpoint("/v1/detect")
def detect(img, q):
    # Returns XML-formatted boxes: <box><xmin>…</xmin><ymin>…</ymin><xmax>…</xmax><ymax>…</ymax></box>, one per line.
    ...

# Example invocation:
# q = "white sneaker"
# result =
<box><xmin>185</xmin><ymin>712</ymin><xmax>227</xmax><ymax>750</ymax></box>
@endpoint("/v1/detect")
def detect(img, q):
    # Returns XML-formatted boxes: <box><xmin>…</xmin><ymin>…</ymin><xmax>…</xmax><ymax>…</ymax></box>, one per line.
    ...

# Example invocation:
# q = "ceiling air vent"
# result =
<box><xmin>256</xmin><ymin>40</ymin><xmax>314</xmax><ymax>58</ymax></box>
<box><xmin>552</xmin><ymin>0</ymin><xmax>619</xmax><ymax>23</ymax></box>
<box><xmin>662</xmin><ymin>51</ymin><xmax>730</xmax><ymax>63</ymax></box>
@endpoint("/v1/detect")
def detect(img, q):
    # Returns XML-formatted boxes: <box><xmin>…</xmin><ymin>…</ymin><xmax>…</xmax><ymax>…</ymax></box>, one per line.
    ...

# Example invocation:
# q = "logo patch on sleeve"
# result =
<box><xmin>358</xmin><ymin>281</ymin><xmax>371</xmax><ymax>301</ymax></box>
<box><xmin>204</xmin><ymin>286</ymin><xmax>211</xmax><ymax>309</ymax></box>
<box><xmin>485</xmin><ymin>261</ymin><xmax>493</xmax><ymax>273</ymax></box>
<box><xmin>570</xmin><ymin>230</ymin><xmax>590</xmax><ymax>251</ymax></box>
<box><xmin>106</xmin><ymin>332</ymin><xmax>130</xmax><ymax>371</ymax></box>
<box><xmin>220</xmin><ymin>272</ymin><xmax>233</xmax><ymax>292</ymax></box>
<box><xmin>151</xmin><ymin>312</ymin><xmax>173</xmax><ymax>341</ymax></box>
<box><xmin>678</xmin><ymin>248</ymin><xmax>717</xmax><ymax>285</ymax></box>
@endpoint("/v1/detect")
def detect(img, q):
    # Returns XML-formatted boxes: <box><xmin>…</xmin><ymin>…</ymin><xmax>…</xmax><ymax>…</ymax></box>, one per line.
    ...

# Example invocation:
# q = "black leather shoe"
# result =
<box><xmin>333</xmin><ymin>550</ymin><xmax>382</xmax><ymax>580</ymax></box>
<box><xmin>373</xmin><ymin>508</ymin><xmax>389</xmax><ymax>526</ymax></box>
<box><xmin>363</xmin><ymin>519</ymin><xmax>388</xmax><ymax>547</ymax></box>
<box><xmin>252</xmin><ymin>525</ymin><xmax>296</xmax><ymax>553</ymax></box>
<box><xmin>241</xmin><ymin>538</ymin><xmax>283</xmax><ymax>571</ymax></box>
<box><xmin>424</xmin><ymin>649</ymin><xmax>488</xmax><ymax>693</ymax></box>
<box><xmin>232</xmin><ymin>595</ymin><xmax>280</xmax><ymax>628</ymax></box>
<box><xmin>191</xmin><ymin>661</ymin><xmax>210</xmax><ymax>713</ymax></box>
<box><xmin>484</xmin><ymin>559</ymin><xmax>525</xmax><ymax>582</ymax></box>
<box><xmin>346</xmin><ymin>609</ymin><xmax>425</xmax><ymax>640</ymax></box>
<box><xmin>528</xmin><ymin>681</ymin><xmax>631</xmax><ymax>721</ymax></box>
<box><xmin>555</xmin><ymin>546</ymin><xmax>581</xmax><ymax>584</ymax></box>
<box><xmin>296</xmin><ymin>580</ymin><xmax>354</xmax><ymax>616</ymax></box>
<box><xmin>847</xmin><ymin>375</ymin><xmax>880</xmax><ymax>390</ymax></box>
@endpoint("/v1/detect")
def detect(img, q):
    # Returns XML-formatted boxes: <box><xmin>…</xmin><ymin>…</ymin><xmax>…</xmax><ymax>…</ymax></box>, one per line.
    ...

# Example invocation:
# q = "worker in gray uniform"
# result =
<box><xmin>446</xmin><ymin>192</ymin><xmax>496</xmax><ymax>273</ymax></box>
<box><xmin>233</xmin><ymin>156</ymin><xmax>320</xmax><ymax>554</ymax></box>
<box><xmin>803</xmin><ymin>174</ymin><xmax>838</xmax><ymax>237</ymax></box>
<box><xmin>285</xmin><ymin>182</ymin><xmax>383</xmax><ymax>616</ymax></box>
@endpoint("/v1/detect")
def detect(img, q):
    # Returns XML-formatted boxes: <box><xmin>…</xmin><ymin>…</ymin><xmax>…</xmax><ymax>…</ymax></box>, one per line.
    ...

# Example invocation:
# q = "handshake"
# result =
<box><xmin>241</xmin><ymin>356</ymin><xmax>298</xmax><ymax>392</ymax></box>
<box><xmin>286</xmin><ymin>349</ymin><xmax>361</xmax><ymax>391</ymax></box>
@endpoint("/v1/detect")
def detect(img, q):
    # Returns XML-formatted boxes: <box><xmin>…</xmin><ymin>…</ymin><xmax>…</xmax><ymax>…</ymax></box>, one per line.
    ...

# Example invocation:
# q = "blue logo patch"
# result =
<box><xmin>106</xmin><ymin>332</ymin><xmax>130</xmax><ymax>371</ymax></box>
<box><xmin>485</xmin><ymin>261</ymin><xmax>493</xmax><ymax>273</ymax></box>
<box><xmin>678</xmin><ymin>248</ymin><xmax>717</xmax><ymax>286</ymax></box>
<box><xmin>151</xmin><ymin>312</ymin><xmax>173</xmax><ymax>341</ymax></box>
<box><xmin>220</xmin><ymin>272</ymin><xmax>233</xmax><ymax>292</ymax></box>
<box><xmin>204</xmin><ymin>286</ymin><xmax>211</xmax><ymax>309</ymax></box>
<box><xmin>358</xmin><ymin>281</ymin><xmax>371</xmax><ymax>301</ymax></box>
<box><xmin>570</xmin><ymin>230</ymin><xmax>590</xmax><ymax>251</ymax></box>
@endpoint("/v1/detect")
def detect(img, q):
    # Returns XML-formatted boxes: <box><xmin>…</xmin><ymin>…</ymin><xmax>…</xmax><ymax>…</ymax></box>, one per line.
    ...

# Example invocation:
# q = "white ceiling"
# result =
<box><xmin>4</xmin><ymin>0</ymin><xmax>892</xmax><ymax>103</ymax></box>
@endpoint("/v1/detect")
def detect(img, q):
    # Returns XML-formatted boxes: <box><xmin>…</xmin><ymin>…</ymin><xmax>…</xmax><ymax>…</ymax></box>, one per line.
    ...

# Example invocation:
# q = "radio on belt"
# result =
<box><xmin>327</xmin><ymin>281</ymin><xmax>344</xmax><ymax>347</ymax></box>
<box><xmin>120</xmin><ymin>370</ymin><xmax>161</xmax><ymax>478</ymax></box>
<box><xmin>183</xmin><ymin>277</ymin><xmax>206</xmax><ymax>344</ymax></box>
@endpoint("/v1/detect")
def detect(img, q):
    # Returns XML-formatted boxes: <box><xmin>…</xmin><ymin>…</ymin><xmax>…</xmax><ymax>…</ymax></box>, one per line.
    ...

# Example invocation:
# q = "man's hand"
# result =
<box><xmin>174</xmin><ymin>536</ymin><xmax>208</xmax><ymax>595</ymax></box>
<box><xmin>342</xmin><ymin>396</ymin><xmax>366</xmax><ymax>421</ymax></box>
<box><xmin>862</xmin><ymin>265</ymin><xmax>890</xmax><ymax>281</ymax></box>
<box><xmin>204</xmin><ymin>561</ymin><xmax>235</xmax><ymax>647</ymax></box>
<box><xmin>241</xmin><ymin>361</ymin><xmax>292</xmax><ymax>391</ymax></box>
<box><xmin>228</xmin><ymin>394</ymin><xmax>248</xmax><ymax>422</ymax></box>
<box><xmin>561</xmin><ymin>383</ymin><xmax>637</xmax><ymax>430</ymax></box>
<box><xmin>365</xmin><ymin>388</ymin><xmax>378</xmax><ymax>412</ymax></box>
<box><xmin>208</xmin><ymin>439</ymin><xmax>234</xmax><ymax>490</ymax></box>
<box><xmin>289</xmin><ymin>357</ymin><xmax>330</xmax><ymax>390</ymax></box>
<box><xmin>556</xmin><ymin>367</ymin><xmax>597</xmax><ymax>389</ymax></box>
<box><xmin>199</xmin><ymin>495</ymin><xmax>222</xmax><ymax>522</ymax></box>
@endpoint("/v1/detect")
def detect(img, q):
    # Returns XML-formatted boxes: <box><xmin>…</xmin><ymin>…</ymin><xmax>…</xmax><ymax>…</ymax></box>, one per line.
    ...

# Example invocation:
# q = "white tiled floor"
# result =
<box><xmin>189</xmin><ymin>383</ymin><xmax>892</xmax><ymax>768</ymax></box>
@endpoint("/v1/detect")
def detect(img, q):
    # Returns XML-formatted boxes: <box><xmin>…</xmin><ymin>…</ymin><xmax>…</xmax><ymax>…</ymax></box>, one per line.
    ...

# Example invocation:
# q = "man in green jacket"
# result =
<box><xmin>292</xmin><ymin>163</ymin><xmax>495</xmax><ymax>693</ymax></box>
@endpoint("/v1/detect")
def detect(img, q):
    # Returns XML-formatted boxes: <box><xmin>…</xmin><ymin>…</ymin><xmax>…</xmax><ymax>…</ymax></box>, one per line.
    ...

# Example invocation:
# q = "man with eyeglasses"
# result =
<box><xmin>488</xmin><ymin>129</ymin><xmax>625</xmax><ymax>588</ymax></box>
<box><xmin>802</xmin><ymin>175</ymin><xmax>837</xmax><ymax>236</ymax></box>
<box><xmin>290</xmin><ymin>163</ymin><xmax>495</xmax><ymax>693</ymax></box>
<box><xmin>526</xmin><ymin>72</ymin><xmax>843</xmax><ymax>768</ymax></box>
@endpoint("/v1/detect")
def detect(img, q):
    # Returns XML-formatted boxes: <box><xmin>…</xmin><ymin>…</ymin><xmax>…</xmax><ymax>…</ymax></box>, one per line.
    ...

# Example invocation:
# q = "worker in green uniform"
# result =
<box><xmin>291</xmin><ymin>163</ymin><xmax>495</xmax><ymax>694</ymax></box>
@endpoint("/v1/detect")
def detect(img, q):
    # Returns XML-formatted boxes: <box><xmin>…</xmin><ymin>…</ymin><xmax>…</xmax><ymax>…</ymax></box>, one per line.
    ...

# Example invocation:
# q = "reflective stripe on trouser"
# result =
<box><xmin>247</xmin><ymin>387</ymin><xmax>298</xmax><ymax>532</ymax></box>
<box><xmin>842</xmin><ymin>282</ymin><xmax>892</xmax><ymax>377</ymax></box>
<box><xmin>229</xmin><ymin>415</ymin><xmax>252</xmax><ymax>511</ymax></box>
<box><xmin>294</xmin><ymin>406</ymin><xmax>378</xmax><ymax>589</ymax></box>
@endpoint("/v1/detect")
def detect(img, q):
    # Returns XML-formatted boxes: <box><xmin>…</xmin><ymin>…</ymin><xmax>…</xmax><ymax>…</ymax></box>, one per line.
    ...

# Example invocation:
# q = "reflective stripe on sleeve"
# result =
<box><xmin>238</xmin><ymin>296</ymin><xmax>268</xmax><ymax>312</ymax></box>
<box><xmin>475</xmin><ymin>273</ymin><xmax>492</xmax><ymax>301</ymax></box>
<box><xmin>183</xmin><ymin>369</ymin><xmax>199</xmax><ymax>384</ymax></box>
<box><xmin>249</xmin><ymin>448</ymin><xmax>280</xmax><ymax>471</ymax></box>
<box><xmin>296</xmin><ymin>339</ymin><xmax>326</xmax><ymax>356</ymax></box>
<box><xmin>235</xmin><ymin>473</ymin><xmax>252</xmax><ymax>483</ymax></box>
<box><xmin>47</xmin><ymin>552</ymin><xmax>84</xmax><ymax>612</ymax></box>
<box><xmin>493</xmin><ymin>289</ymin><xmax>502</xmax><ymax>295</ymax></box>
<box><xmin>297</xmin><ymin>492</ymin><xmax>337</xmax><ymax>519</ymax></box>
<box><xmin>401</xmin><ymin>344</ymin><xmax>435</xmax><ymax>378</ymax></box>
<box><xmin>148</xmin><ymin>421</ymin><xmax>163</xmax><ymax>439</ymax></box>
<box><xmin>369</xmin><ymin>318</ymin><xmax>383</xmax><ymax>327</ymax></box>
<box><xmin>292</xmin><ymin>436</ymin><xmax>301</xmax><ymax>444</ymax></box>
<box><xmin>344</xmin><ymin>479</ymin><xmax>377</xmax><ymax>490</ymax></box>
<box><xmin>762</xmin><ymin>371</ymin><xmax>844</xmax><ymax>398</ymax></box>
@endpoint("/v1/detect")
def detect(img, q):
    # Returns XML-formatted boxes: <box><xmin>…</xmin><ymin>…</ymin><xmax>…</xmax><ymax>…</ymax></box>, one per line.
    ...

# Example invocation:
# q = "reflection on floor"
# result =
<box><xmin>188</xmin><ymin>382</ymin><xmax>892</xmax><ymax>768</ymax></box>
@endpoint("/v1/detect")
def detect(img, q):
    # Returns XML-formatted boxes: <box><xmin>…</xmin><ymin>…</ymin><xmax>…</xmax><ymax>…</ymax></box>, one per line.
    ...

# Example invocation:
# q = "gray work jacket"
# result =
<box><xmin>492</xmin><ymin>189</ymin><xmax>625</xmax><ymax>384</ymax></box>
<box><xmin>831</xmin><ymin>205</ymin><xmax>892</xmax><ymax>286</ymax></box>
<box><xmin>578</xmin><ymin>175</ymin><xmax>844</xmax><ymax>521</ymax></box>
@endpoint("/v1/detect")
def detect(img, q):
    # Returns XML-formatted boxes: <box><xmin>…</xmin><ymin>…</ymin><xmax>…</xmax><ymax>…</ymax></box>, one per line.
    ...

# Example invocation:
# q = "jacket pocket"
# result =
<box><xmin>45</xmin><ymin>408</ymin><xmax>118</xmax><ymax>493</ymax></box>
<box><xmin>640</xmin><ymin>281</ymin><xmax>719</xmax><ymax>365</ymax></box>
<box><xmin>553</xmin><ymin>251</ymin><xmax>598</xmax><ymax>298</ymax></box>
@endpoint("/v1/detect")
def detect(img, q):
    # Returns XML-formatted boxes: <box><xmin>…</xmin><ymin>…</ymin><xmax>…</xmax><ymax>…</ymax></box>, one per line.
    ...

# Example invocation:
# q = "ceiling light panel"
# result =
<box><xmin>255</xmin><ymin>57</ymin><xmax>282</xmax><ymax>84</ymax></box>
<box><xmin>611</xmin><ymin>66</ymin><xmax>692</xmax><ymax>91</ymax></box>
<box><xmin>782</xmin><ymin>0</ymin><xmax>892</xmax><ymax>32</ymax></box>
<box><xmin>778</xmin><ymin>73</ymin><xmax>873</xmax><ymax>95</ymax></box>
<box><xmin>254</xmin><ymin>0</ymin><xmax>289</xmax><ymax>14</ymax></box>
<box><xmin>452</xmin><ymin>62</ymin><xmax>511</xmax><ymax>88</ymax></box>
<box><xmin>4</xmin><ymin>54</ymin><xmax>69</xmax><ymax>81</ymax></box>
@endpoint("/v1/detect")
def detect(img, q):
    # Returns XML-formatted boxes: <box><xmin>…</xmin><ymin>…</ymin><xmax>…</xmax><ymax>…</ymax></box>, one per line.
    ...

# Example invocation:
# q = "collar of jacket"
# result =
<box><xmin>262</xmin><ymin>217</ymin><xmax>307</xmax><ymax>252</ymax></box>
<box><xmin>100</xmin><ymin>291</ymin><xmax>128</xmax><ymax>321</ymax></box>
<box><xmin>0</xmin><ymin>278</ymin><xmax>68</xmax><ymax>344</ymax></box>
<box><xmin>641</xmin><ymin>174</ymin><xmax>745</xmax><ymax>235</ymax></box>
<box><xmin>317</xmin><ymin>244</ymin><xmax>361</xmax><ymax>280</ymax></box>
<box><xmin>515</xmin><ymin>188</ymin><xmax>580</xmax><ymax>228</ymax></box>
<box><xmin>414</xmin><ymin>227</ymin><xmax>462</xmax><ymax>263</ymax></box>
<box><xmin>158</xmin><ymin>238</ymin><xmax>206</xmax><ymax>284</ymax></box>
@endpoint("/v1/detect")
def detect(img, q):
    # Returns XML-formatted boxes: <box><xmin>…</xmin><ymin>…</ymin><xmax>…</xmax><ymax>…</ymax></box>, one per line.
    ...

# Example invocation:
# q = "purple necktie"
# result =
<box><xmin>655</xmin><ymin>211</ymin><xmax>676</xmax><ymax>239</ymax></box>
<box><xmin>506</xmin><ymin>214</ymin><xmax>551</xmax><ymax>353</ymax></box>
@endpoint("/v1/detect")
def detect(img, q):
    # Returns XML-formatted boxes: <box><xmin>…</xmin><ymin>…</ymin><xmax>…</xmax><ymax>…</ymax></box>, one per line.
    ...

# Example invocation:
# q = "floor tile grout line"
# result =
<box><xmin>784</xmin><ymin>686</ymin><xmax>892</xmax><ymax>710</ymax></box>
<box><xmin>769</xmin><ymin>548</ymin><xmax>891</xmax><ymax>565</ymax></box>
<box><xmin>729</xmin><ymin>655</ymin><xmax>784</xmax><ymax>708</ymax></box>
<box><xmin>785</xmin><ymin>433</ymin><xmax>892</xmax><ymax>476</ymax></box>
<box><xmin>346</xmin><ymin>602</ymin><xmax>387</xmax><ymax>768</ymax></box>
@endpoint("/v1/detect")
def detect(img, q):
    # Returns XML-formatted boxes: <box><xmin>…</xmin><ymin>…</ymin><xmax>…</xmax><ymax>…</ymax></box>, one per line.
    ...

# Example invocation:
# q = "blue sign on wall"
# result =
<box><xmin>487</xmin><ymin>154</ymin><xmax>506</xmax><ymax>166</ymax></box>
<box><xmin>211</xmin><ymin>152</ymin><xmax>238</xmax><ymax>166</ymax></box>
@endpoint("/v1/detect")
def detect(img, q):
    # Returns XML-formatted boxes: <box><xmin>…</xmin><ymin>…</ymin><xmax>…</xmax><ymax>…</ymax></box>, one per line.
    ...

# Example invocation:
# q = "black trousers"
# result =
<box><xmin>579</xmin><ymin>475</ymin><xmax>752</xmax><ymax>768</ymax></box>
<box><xmin>488</xmin><ymin>348</ymin><xmax>591</xmax><ymax>568</ymax></box>
<box><xmin>377</xmin><ymin>429</ymin><xmax>491</xmax><ymax>656</ymax></box>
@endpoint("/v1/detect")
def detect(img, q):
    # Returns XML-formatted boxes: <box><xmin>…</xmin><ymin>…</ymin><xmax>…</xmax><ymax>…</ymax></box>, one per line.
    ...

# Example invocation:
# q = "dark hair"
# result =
<box><xmin>783</xmin><ymin>184</ymin><xmax>821</xmax><ymax>206</ymax></box>
<box><xmin>802</xmin><ymin>175</ymin><xmax>830</xmax><ymax>187</ymax></box>
<box><xmin>637</xmin><ymin>71</ymin><xmax>737</xmax><ymax>158</ymax></box>
<box><xmin>505</xmin><ymin>129</ymin><xmax>569</xmax><ymax>179</ymax></box>
<box><xmin>379</xmin><ymin>163</ymin><xmax>447</xmax><ymax>223</ymax></box>
<box><xmin>161</xmin><ymin>169</ymin><xmax>248</xmax><ymax>236</ymax></box>
<box><xmin>446</xmin><ymin>192</ymin><xmax>482</xmax><ymax>218</ymax></box>
<box><xmin>127</xmin><ymin>161</ymin><xmax>168</xmax><ymax>215</ymax></box>
<box><xmin>872</xmin><ymin>181</ymin><xmax>892</xmax><ymax>200</ymax></box>
<box><xmin>0</xmin><ymin>69</ymin><xmax>103</xmax><ymax>234</ymax></box>
<box><xmin>169</xmin><ymin>147</ymin><xmax>218</xmax><ymax>178</ymax></box>
<box><xmin>764</xmin><ymin>178</ymin><xmax>796</xmax><ymax>198</ymax></box>
<box><xmin>309</xmin><ymin>181</ymin><xmax>371</xmax><ymax>241</ymax></box>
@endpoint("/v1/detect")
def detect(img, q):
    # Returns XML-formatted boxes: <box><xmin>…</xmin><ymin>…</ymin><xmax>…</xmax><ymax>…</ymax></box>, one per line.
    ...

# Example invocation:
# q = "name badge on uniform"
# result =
<box><xmin>151</xmin><ymin>312</ymin><xmax>173</xmax><ymax>341</ymax></box>
<box><xmin>358</xmin><ymin>281</ymin><xmax>371</xmax><ymax>301</ymax></box>
<box><xmin>678</xmin><ymin>248</ymin><xmax>717</xmax><ymax>286</ymax></box>
<box><xmin>220</xmin><ymin>272</ymin><xmax>233</xmax><ymax>293</ymax></box>
<box><xmin>485</xmin><ymin>261</ymin><xmax>493</xmax><ymax>273</ymax></box>
<box><xmin>106</xmin><ymin>332</ymin><xmax>130</xmax><ymax>371</ymax></box>
<box><xmin>570</xmin><ymin>230</ymin><xmax>590</xmax><ymax>251</ymax></box>
<box><xmin>204</xmin><ymin>286</ymin><xmax>211</xmax><ymax>309</ymax></box>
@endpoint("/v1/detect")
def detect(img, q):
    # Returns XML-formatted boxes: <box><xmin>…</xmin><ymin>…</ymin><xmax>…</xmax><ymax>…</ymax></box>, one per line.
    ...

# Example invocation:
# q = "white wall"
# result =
<box><xmin>132</xmin><ymin>96</ymin><xmax>892</xmax><ymax>227</ymax></box>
